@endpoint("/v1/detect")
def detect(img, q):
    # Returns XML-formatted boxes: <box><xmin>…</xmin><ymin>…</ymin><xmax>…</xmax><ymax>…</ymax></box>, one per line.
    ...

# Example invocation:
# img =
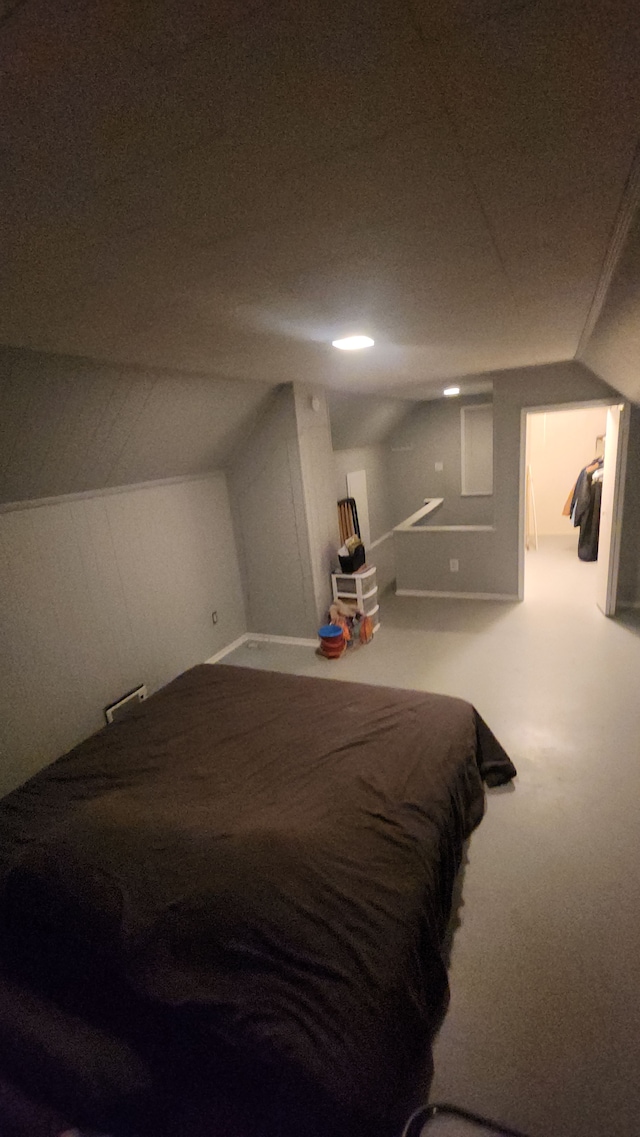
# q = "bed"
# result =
<box><xmin>0</xmin><ymin>664</ymin><xmax>516</xmax><ymax>1137</ymax></box>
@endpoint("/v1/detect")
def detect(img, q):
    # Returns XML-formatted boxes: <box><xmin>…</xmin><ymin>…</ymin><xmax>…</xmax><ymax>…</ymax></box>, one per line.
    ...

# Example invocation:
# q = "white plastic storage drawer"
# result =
<box><xmin>332</xmin><ymin>566</ymin><xmax>377</xmax><ymax>597</ymax></box>
<box><xmin>362</xmin><ymin>592</ymin><xmax>379</xmax><ymax>617</ymax></box>
<box><xmin>335</xmin><ymin>575</ymin><xmax>359</xmax><ymax>596</ymax></box>
<box><xmin>338</xmin><ymin>593</ymin><xmax>379</xmax><ymax>617</ymax></box>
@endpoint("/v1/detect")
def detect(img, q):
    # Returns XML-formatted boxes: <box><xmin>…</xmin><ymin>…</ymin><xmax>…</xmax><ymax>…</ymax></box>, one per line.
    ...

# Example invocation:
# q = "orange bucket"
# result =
<box><xmin>318</xmin><ymin>624</ymin><xmax>345</xmax><ymax>659</ymax></box>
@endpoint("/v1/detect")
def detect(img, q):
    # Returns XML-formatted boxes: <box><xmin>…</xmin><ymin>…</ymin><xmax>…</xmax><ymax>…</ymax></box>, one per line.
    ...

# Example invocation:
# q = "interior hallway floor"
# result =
<box><xmin>524</xmin><ymin>531</ymin><xmax>598</xmax><ymax>604</ymax></box>
<box><xmin>221</xmin><ymin>539</ymin><xmax>640</xmax><ymax>1137</ymax></box>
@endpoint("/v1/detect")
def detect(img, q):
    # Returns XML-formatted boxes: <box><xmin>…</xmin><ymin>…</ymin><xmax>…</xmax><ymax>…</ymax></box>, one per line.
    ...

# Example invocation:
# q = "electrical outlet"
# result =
<box><xmin>449</xmin><ymin>559</ymin><xmax>459</xmax><ymax>573</ymax></box>
<box><xmin>435</xmin><ymin>461</ymin><xmax>443</xmax><ymax>472</ymax></box>
<box><xmin>212</xmin><ymin>610</ymin><xmax>218</xmax><ymax>625</ymax></box>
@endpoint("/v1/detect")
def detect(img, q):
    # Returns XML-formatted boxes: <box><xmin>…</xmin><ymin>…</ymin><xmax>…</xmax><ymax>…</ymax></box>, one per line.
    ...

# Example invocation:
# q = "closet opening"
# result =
<box><xmin>519</xmin><ymin>401</ymin><xmax>629</xmax><ymax>613</ymax></box>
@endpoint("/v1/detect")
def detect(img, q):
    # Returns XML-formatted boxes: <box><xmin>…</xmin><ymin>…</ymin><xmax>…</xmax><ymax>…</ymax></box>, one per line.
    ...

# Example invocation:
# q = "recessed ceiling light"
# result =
<box><xmin>331</xmin><ymin>335</ymin><xmax>374</xmax><ymax>350</ymax></box>
<box><xmin>443</xmin><ymin>386</ymin><xmax>460</xmax><ymax>397</ymax></box>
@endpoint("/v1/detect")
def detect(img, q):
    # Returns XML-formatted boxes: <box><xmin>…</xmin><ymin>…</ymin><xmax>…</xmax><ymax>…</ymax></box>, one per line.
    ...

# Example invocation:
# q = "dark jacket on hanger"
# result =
<box><xmin>577</xmin><ymin>478</ymin><xmax>602</xmax><ymax>561</ymax></box>
<box><xmin>571</xmin><ymin>462</ymin><xmax>602</xmax><ymax>562</ymax></box>
<box><xmin>569</xmin><ymin>458</ymin><xmax>602</xmax><ymax>527</ymax></box>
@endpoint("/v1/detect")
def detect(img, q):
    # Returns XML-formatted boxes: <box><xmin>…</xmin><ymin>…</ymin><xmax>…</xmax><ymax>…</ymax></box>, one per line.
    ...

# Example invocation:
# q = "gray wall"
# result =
<box><xmin>395</xmin><ymin>528</ymin><xmax>498</xmax><ymax>595</ymax></box>
<box><xmin>294</xmin><ymin>386</ymin><xmax>339</xmax><ymax>624</ymax></box>
<box><xmin>0</xmin><ymin>473</ymin><xmax>246</xmax><ymax>797</ymax></box>
<box><xmin>493</xmin><ymin>361</ymin><xmax>617</xmax><ymax>596</ymax></box>
<box><xmin>395</xmin><ymin>362</ymin><xmax>617</xmax><ymax>595</ymax></box>
<box><xmin>228</xmin><ymin>386</ymin><xmax>319</xmax><ymax>638</ymax></box>
<box><xmin>371</xmin><ymin>530</ymin><xmax>398</xmax><ymax>594</ymax></box>
<box><xmin>328</xmin><ymin>393</ymin><xmax>413</xmax><ymax>451</ymax></box>
<box><xmin>386</xmin><ymin>396</ymin><xmax>495</xmax><ymax>527</ymax></box>
<box><xmin>333</xmin><ymin>445</ymin><xmax>395</xmax><ymax>543</ymax></box>
<box><xmin>617</xmin><ymin>406</ymin><xmax>640</xmax><ymax>606</ymax></box>
<box><xmin>580</xmin><ymin>206</ymin><xmax>640</xmax><ymax>405</ymax></box>
<box><xmin>0</xmin><ymin>344</ymin><xmax>271</xmax><ymax>504</ymax></box>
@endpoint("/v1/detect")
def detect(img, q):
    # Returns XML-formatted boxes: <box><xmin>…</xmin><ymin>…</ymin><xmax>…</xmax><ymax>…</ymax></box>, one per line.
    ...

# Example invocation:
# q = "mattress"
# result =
<box><xmin>0</xmin><ymin>664</ymin><xmax>516</xmax><ymax>1136</ymax></box>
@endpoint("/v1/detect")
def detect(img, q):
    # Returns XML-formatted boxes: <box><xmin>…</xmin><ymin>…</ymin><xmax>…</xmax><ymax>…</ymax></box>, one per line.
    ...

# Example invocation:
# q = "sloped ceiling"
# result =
<box><xmin>328</xmin><ymin>393</ymin><xmax>417</xmax><ymax>451</ymax></box>
<box><xmin>2</xmin><ymin>0</ymin><xmax>640</xmax><ymax>397</ymax></box>
<box><xmin>580</xmin><ymin>205</ymin><xmax>640</xmax><ymax>403</ymax></box>
<box><xmin>0</xmin><ymin>346</ymin><xmax>271</xmax><ymax>505</ymax></box>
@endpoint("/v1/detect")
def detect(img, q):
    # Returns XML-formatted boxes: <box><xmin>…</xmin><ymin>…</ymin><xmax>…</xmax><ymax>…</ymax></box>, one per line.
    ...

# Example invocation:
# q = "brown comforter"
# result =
<box><xmin>0</xmin><ymin>665</ymin><xmax>516</xmax><ymax>1136</ymax></box>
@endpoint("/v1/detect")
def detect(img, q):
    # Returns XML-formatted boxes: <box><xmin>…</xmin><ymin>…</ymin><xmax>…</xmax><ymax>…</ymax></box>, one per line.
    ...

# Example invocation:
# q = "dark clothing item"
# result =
<box><xmin>578</xmin><ymin>477</ymin><xmax>602</xmax><ymax>561</ymax></box>
<box><xmin>571</xmin><ymin>468</ymin><xmax>593</xmax><ymax>528</ymax></box>
<box><xmin>570</xmin><ymin>461</ymin><xmax>602</xmax><ymax>563</ymax></box>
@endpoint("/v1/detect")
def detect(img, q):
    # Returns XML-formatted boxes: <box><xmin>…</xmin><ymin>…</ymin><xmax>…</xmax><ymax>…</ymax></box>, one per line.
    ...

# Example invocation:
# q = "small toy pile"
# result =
<box><xmin>317</xmin><ymin>598</ymin><xmax>374</xmax><ymax>660</ymax></box>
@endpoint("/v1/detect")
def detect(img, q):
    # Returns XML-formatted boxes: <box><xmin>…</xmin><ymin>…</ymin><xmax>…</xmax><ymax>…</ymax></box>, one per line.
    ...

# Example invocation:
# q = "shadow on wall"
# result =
<box><xmin>613</xmin><ymin>609</ymin><xmax>640</xmax><ymax>638</ymax></box>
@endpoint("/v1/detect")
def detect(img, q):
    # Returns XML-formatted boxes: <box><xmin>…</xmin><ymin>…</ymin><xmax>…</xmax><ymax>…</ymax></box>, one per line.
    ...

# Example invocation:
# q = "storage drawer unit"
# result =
<box><xmin>331</xmin><ymin>565</ymin><xmax>380</xmax><ymax>632</ymax></box>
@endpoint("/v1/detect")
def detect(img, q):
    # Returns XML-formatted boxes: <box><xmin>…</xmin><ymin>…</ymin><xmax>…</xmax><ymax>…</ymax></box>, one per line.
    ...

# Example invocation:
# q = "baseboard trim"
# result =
<box><xmin>247</xmin><ymin>633</ymin><xmax>318</xmax><ymax>647</ymax></box>
<box><xmin>205</xmin><ymin>634</ymin><xmax>250</xmax><ymax>663</ymax></box>
<box><xmin>205</xmin><ymin>632</ymin><xmax>318</xmax><ymax>664</ymax></box>
<box><xmin>395</xmin><ymin>589</ymin><xmax>519</xmax><ymax>601</ymax></box>
<box><xmin>369</xmin><ymin>530</ymin><xmax>394</xmax><ymax>550</ymax></box>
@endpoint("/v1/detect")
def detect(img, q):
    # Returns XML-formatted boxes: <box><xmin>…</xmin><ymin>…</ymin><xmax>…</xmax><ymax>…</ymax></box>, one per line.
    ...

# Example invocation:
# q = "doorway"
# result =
<box><xmin>520</xmin><ymin>402</ymin><xmax>629</xmax><ymax>613</ymax></box>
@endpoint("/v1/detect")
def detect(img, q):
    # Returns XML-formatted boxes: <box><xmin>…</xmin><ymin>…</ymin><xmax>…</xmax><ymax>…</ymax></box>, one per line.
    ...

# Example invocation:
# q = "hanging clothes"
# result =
<box><xmin>577</xmin><ymin>476</ymin><xmax>602</xmax><ymax>561</ymax></box>
<box><xmin>566</xmin><ymin>458</ymin><xmax>603</xmax><ymax>562</ymax></box>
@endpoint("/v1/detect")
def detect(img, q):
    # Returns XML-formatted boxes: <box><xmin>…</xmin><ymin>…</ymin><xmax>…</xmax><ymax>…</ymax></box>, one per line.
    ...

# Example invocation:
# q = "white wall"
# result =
<box><xmin>526</xmin><ymin>406</ymin><xmax>609</xmax><ymax>535</ymax></box>
<box><xmin>0</xmin><ymin>474</ymin><xmax>246</xmax><ymax>797</ymax></box>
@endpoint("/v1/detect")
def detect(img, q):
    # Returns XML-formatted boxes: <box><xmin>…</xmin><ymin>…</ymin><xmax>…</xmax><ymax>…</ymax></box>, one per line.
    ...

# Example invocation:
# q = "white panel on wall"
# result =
<box><xmin>333</xmin><ymin>446</ymin><xmax>394</xmax><ymax>543</ymax></box>
<box><xmin>461</xmin><ymin>404</ymin><xmax>494</xmax><ymax>496</ymax></box>
<box><xmin>346</xmin><ymin>469</ymin><xmax>371</xmax><ymax>550</ymax></box>
<box><xmin>0</xmin><ymin>474</ymin><xmax>246</xmax><ymax>797</ymax></box>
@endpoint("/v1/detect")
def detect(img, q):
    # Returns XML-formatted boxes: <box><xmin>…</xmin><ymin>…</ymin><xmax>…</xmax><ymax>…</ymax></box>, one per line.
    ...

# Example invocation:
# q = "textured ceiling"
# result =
<box><xmin>2</xmin><ymin>0</ymin><xmax>640</xmax><ymax>395</ymax></box>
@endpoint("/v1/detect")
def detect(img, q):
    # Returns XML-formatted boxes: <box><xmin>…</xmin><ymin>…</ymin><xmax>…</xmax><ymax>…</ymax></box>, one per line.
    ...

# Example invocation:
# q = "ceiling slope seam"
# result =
<box><xmin>575</xmin><ymin>136</ymin><xmax>640</xmax><ymax>361</ymax></box>
<box><xmin>0</xmin><ymin>472</ymin><xmax>223</xmax><ymax>516</ymax></box>
<box><xmin>403</xmin><ymin>0</ymin><xmax>521</xmax><ymax>316</ymax></box>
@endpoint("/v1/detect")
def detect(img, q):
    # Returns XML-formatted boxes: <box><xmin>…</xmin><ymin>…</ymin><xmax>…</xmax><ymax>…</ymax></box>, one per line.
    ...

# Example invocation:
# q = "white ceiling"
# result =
<box><xmin>2</xmin><ymin>0</ymin><xmax>640</xmax><ymax>396</ymax></box>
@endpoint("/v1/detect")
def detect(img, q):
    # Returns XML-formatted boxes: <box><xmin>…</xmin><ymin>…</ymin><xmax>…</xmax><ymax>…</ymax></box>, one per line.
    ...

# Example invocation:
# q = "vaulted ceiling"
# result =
<box><xmin>2</xmin><ymin>0</ymin><xmax>640</xmax><ymax>397</ymax></box>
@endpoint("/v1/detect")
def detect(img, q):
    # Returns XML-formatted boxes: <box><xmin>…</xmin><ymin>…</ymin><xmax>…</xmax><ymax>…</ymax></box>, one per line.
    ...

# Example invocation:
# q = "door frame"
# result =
<box><xmin>517</xmin><ymin>399</ymin><xmax>629</xmax><ymax>607</ymax></box>
<box><xmin>597</xmin><ymin>402</ymin><xmax>630</xmax><ymax>615</ymax></box>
